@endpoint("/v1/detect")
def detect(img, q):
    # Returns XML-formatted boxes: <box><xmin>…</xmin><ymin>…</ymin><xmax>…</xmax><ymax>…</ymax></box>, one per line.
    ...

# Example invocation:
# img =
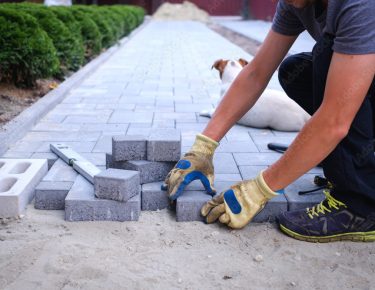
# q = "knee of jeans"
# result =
<box><xmin>278</xmin><ymin>56</ymin><xmax>295</xmax><ymax>90</ymax></box>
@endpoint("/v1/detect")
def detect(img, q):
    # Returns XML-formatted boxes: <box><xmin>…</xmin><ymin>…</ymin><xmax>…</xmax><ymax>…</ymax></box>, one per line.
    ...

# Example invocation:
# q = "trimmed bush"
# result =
<box><xmin>0</xmin><ymin>3</ymin><xmax>145</xmax><ymax>87</ymax></box>
<box><xmin>0</xmin><ymin>7</ymin><xmax>59</xmax><ymax>87</ymax></box>
<box><xmin>5</xmin><ymin>3</ymin><xmax>84</xmax><ymax>76</ymax></box>
<box><xmin>70</xmin><ymin>7</ymin><xmax>102</xmax><ymax>58</ymax></box>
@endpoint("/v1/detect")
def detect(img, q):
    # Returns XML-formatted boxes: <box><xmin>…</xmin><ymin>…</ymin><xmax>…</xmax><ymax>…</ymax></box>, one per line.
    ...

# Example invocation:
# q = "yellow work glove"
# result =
<box><xmin>162</xmin><ymin>133</ymin><xmax>219</xmax><ymax>201</ymax></box>
<box><xmin>201</xmin><ymin>171</ymin><xmax>279</xmax><ymax>229</ymax></box>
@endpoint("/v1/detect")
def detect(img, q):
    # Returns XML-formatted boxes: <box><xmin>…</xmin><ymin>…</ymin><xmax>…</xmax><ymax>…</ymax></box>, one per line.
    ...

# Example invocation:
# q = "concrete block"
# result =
<box><xmin>65</xmin><ymin>175</ymin><xmax>141</xmax><ymax>222</ymax></box>
<box><xmin>108</xmin><ymin>156</ymin><xmax>175</xmax><ymax>184</ymax></box>
<box><xmin>253</xmin><ymin>194</ymin><xmax>288</xmax><ymax>222</ymax></box>
<box><xmin>147</xmin><ymin>129</ymin><xmax>181</xmax><ymax>162</ymax></box>
<box><xmin>112</xmin><ymin>135</ymin><xmax>147</xmax><ymax>161</ymax></box>
<box><xmin>34</xmin><ymin>181</ymin><xmax>73</xmax><ymax>210</ymax></box>
<box><xmin>141</xmin><ymin>182</ymin><xmax>169</xmax><ymax>211</ymax></box>
<box><xmin>176</xmin><ymin>190</ymin><xmax>211</xmax><ymax>222</ymax></box>
<box><xmin>285</xmin><ymin>174</ymin><xmax>325</xmax><ymax>211</ymax></box>
<box><xmin>94</xmin><ymin>168</ymin><xmax>140</xmax><ymax>202</ymax></box>
<box><xmin>0</xmin><ymin>159</ymin><xmax>48</xmax><ymax>218</ymax></box>
<box><xmin>30</xmin><ymin>152</ymin><xmax>58</xmax><ymax>170</ymax></box>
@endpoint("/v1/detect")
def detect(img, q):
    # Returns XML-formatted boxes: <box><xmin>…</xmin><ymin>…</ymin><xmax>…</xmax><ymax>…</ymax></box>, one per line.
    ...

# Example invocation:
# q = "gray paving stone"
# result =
<box><xmin>217</xmin><ymin>141</ymin><xmax>258</xmax><ymax>153</ymax></box>
<box><xmin>31</xmin><ymin>152</ymin><xmax>58</xmax><ymax>170</ymax></box>
<box><xmin>43</xmin><ymin>159</ymin><xmax>78</xmax><ymax>182</ymax></box>
<box><xmin>147</xmin><ymin>129</ymin><xmax>181</xmax><ymax>162</ymax></box>
<box><xmin>34</xmin><ymin>181</ymin><xmax>73</xmax><ymax>210</ymax></box>
<box><xmin>176</xmin><ymin>190</ymin><xmax>211</xmax><ymax>222</ymax></box>
<box><xmin>65</xmin><ymin>175</ymin><xmax>140</xmax><ymax>222</ymax></box>
<box><xmin>141</xmin><ymin>181</ymin><xmax>169</xmax><ymax>211</ymax></box>
<box><xmin>94</xmin><ymin>168</ymin><xmax>140</xmax><ymax>202</ymax></box>
<box><xmin>114</xmin><ymin>159</ymin><xmax>175</xmax><ymax>184</ymax></box>
<box><xmin>251</xmin><ymin>136</ymin><xmax>296</xmax><ymax>152</ymax></box>
<box><xmin>108</xmin><ymin>111</ymin><xmax>153</xmax><ymax>124</ymax></box>
<box><xmin>239</xmin><ymin>165</ymin><xmax>268</xmax><ymax>180</ymax></box>
<box><xmin>112</xmin><ymin>135</ymin><xmax>147</xmax><ymax>161</ymax></box>
<box><xmin>253</xmin><ymin>194</ymin><xmax>288</xmax><ymax>222</ymax></box>
<box><xmin>213</xmin><ymin>153</ymin><xmax>239</xmax><ymax>174</ymax></box>
<box><xmin>284</xmin><ymin>174</ymin><xmax>325</xmax><ymax>211</ymax></box>
<box><xmin>233</xmin><ymin>153</ymin><xmax>281</xmax><ymax>166</ymax></box>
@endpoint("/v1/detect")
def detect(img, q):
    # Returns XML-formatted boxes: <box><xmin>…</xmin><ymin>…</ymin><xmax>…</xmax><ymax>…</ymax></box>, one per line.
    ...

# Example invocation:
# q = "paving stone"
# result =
<box><xmin>94</xmin><ymin>168</ymin><xmax>140</xmax><ymax>202</ymax></box>
<box><xmin>253</xmin><ymin>194</ymin><xmax>288</xmax><ymax>222</ymax></box>
<box><xmin>213</xmin><ymin>153</ymin><xmax>239</xmax><ymax>174</ymax></box>
<box><xmin>233</xmin><ymin>153</ymin><xmax>281</xmax><ymax>166</ymax></box>
<box><xmin>141</xmin><ymin>182</ymin><xmax>169</xmax><ymax>211</ymax></box>
<box><xmin>31</xmin><ymin>152</ymin><xmax>58</xmax><ymax>170</ymax></box>
<box><xmin>217</xmin><ymin>141</ymin><xmax>258</xmax><ymax>153</ymax></box>
<box><xmin>34</xmin><ymin>181</ymin><xmax>73</xmax><ymax>210</ymax></box>
<box><xmin>147</xmin><ymin>129</ymin><xmax>181</xmax><ymax>162</ymax></box>
<box><xmin>112</xmin><ymin>135</ymin><xmax>147</xmax><ymax>161</ymax></box>
<box><xmin>285</xmin><ymin>174</ymin><xmax>325</xmax><ymax>211</ymax></box>
<box><xmin>239</xmin><ymin>165</ymin><xmax>268</xmax><ymax>180</ymax></box>
<box><xmin>108</xmin><ymin>111</ymin><xmax>153</xmax><ymax>124</ymax></box>
<box><xmin>112</xmin><ymin>158</ymin><xmax>175</xmax><ymax>184</ymax></box>
<box><xmin>65</xmin><ymin>175</ymin><xmax>141</xmax><ymax>222</ymax></box>
<box><xmin>176</xmin><ymin>190</ymin><xmax>211</xmax><ymax>222</ymax></box>
<box><xmin>43</xmin><ymin>159</ymin><xmax>78</xmax><ymax>182</ymax></box>
<box><xmin>0</xmin><ymin>159</ymin><xmax>48</xmax><ymax>218</ymax></box>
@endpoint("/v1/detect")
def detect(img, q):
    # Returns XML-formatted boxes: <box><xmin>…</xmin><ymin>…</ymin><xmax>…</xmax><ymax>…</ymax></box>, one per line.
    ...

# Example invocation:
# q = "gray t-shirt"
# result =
<box><xmin>272</xmin><ymin>0</ymin><xmax>375</xmax><ymax>54</ymax></box>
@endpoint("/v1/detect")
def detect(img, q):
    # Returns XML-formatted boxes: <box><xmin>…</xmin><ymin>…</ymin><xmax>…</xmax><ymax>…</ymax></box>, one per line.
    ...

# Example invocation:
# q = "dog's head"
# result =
<box><xmin>212</xmin><ymin>58</ymin><xmax>249</xmax><ymax>79</ymax></box>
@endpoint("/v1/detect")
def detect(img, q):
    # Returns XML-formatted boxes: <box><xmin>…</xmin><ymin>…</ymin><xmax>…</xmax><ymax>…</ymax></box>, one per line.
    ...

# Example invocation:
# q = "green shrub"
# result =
<box><xmin>74</xmin><ymin>6</ymin><xmax>116</xmax><ymax>48</ymax></box>
<box><xmin>70</xmin><ymin>7</ymin><xmax>102</xmax><ymax>58</ymax></box>
<box><xmin>0</xmin><ymin>7</ymin><xmax>59</xmax><ymax>87</ymax></box>
<box><xmin>49</xmin><ymin>6</ymin><xmax>85</xmax><ymax>71</ymax></box>
<box><xmin>6</xmin><ymin>3</ymin><xmax>83</xmax><ymax>76</ymax></box>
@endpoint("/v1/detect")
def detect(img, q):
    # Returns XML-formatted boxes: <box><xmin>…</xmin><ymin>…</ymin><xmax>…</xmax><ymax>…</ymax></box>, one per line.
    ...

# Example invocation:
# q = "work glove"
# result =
<box><xmin>201</xmin><ymin>171</ymin><xmax>279</xmax><ymax>229</ymax></box>
<box><xmin>162</xmin><ymin>133</ymin><xmax>219</xmax><ymax>201</ymax></box>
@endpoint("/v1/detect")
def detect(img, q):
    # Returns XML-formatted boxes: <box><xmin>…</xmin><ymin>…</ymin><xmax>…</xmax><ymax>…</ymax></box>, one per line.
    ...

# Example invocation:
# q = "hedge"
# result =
<box><xmin>0</xmin><ymin>3</ymin><xmax>145</xmax><ymax>87</ymax></box>
<box><xmin>0</xmin><ymin>7</ymin><xmax>59</xmax><ymax>87</ymax></box>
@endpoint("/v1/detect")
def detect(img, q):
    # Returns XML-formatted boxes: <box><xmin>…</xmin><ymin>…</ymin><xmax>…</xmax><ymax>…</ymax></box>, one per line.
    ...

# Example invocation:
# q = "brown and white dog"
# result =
<box><xmin>200</xmin><ymin>59</ymin><xmax>310</xmax><ymax>132</ymax></box>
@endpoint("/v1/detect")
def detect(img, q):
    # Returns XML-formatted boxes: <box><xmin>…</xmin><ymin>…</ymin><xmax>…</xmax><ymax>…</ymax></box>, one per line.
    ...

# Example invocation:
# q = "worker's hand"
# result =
<box><xmin>201</xmin><ymin>171</ymin><xmax>279</xmax><ymax>229</ymax></box>
<box><xmin>162</xmin><ymin>134</ymin><xmax>219</xmax><ymax>201</ymax></box>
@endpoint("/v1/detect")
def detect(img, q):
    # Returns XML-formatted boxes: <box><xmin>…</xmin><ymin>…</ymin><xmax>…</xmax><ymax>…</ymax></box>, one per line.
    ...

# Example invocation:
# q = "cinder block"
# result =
<box><xmin>120</xmin><ymin>160</ymin><xmax>175</xmax><ymax>184</ymax></box>
<box><xmin>112</xmin><ymin>135</ymin><xmax>147</xmax><ymax>161</ymax></box>
<box><xmin>253</xmin><ymin>194</ymin><xmax>288</xmax><ymax>222</ymax></box>
<box><xmin>31</xmin><ymin>152</ymin><xmax>58</xmax><ymax>170</ymax></box>
<box><xmin>176</xmin><ymin>190</ymin><xmax>211</xmax><ymax>222</ymax></box>
<box><xmin>285</xmin><ymin>174</ymin><xmax>325</xmax><ymax>211</ymax></box>
<box><xmin>34</xmin><ymin>181</ymin><xmax>73</xmax><ymax>210</ymax></box>
<box><xmin>94</xmin><ymin>168</ymin><xmax>140</xmax><ymax>202</ymax></box>
<box><xmin>147</xmin><ymin>129</ymin><xmax>181</xmax><ymax>162</ymax></box>
<box><xmin>0</xmin><ymin>159</ymin><xmax>48</xmax><ymax>218</ymax></box>
<box><xmin>141</xmin><ymin>182</ymin><xmax>169</xmax><ymax>211</ymax></box>
<box><xmin>65</xmin><ymin>175</ymin><xmax>141</xmax><ymax>222</ymax></box>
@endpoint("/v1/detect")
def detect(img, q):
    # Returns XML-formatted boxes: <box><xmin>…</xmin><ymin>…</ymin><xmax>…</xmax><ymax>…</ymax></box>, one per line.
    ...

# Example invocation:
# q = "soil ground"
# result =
<box><xmin>0</xmin><ymin>80</ymin><xmax>59</xmax><ymax>127</ymax></box>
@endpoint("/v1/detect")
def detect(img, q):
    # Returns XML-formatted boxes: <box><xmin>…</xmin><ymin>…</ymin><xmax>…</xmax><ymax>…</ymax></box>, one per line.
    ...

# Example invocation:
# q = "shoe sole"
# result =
<box><xmin>279</xmin><ymin>224</ymin><xmax>375</xmax><ymax>243</ymax></box>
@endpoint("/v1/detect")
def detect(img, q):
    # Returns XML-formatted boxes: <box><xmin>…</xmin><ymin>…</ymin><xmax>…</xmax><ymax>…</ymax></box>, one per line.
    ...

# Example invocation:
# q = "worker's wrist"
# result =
<box><xmin>191</xmin><ymin>133</ymin><xmax>219</xmax><ymax>155</ymax></box>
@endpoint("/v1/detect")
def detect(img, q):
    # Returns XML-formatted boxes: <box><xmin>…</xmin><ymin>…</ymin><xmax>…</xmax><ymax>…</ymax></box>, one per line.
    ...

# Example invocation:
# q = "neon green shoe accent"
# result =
<box><xmin>306</xmin><ymin>189</ymin><xmax>347</xmax><ymax>219</ymax></box>
<box><xmin>280</xmin><ymin>224</ymin><xmax>375</xmax><ymax>243</ymax></box>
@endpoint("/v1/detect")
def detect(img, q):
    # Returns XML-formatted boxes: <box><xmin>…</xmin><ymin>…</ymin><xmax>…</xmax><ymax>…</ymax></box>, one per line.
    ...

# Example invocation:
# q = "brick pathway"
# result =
<box><xmin>2</xmin><ymin>20</ymin><xmax>324</xmax><ymax>212</ymax></box>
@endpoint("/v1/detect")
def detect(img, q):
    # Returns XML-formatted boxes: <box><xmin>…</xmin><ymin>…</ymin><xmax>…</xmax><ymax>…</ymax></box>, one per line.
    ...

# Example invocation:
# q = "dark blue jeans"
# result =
<box><xmin>278</xmin><ymin>33</ymin><xmax>375</xmax><ymax>216</ymax></box>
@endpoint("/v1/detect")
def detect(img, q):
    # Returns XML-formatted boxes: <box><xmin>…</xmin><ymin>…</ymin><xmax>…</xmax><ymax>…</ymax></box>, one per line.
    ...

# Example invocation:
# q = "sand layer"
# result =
<box><xmin>0</xmin><ymin>205</ymin><xmax>374</xmax><ymax>290</ymax></box>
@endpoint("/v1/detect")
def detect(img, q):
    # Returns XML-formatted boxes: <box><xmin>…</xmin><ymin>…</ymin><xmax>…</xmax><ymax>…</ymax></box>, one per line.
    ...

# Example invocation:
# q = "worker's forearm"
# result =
<box><xmin>263</xmin><ymin>109</ymin><xmax>346</xmax><ymax>191</ymax></box>
<box><xmin>203</xmin><ymin>66</ymin><xmax>267</xmax><ymax>142</ymax></box>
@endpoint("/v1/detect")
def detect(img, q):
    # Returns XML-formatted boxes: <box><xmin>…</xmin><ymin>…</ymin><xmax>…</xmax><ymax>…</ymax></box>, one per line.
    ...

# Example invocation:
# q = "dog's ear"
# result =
<box><xmin>238</xmin><ymin>58</ymin><xmax>249</xmax><ymax>67</ymax></box>
<box><xmin>212</xmin><ymin>59</ymin><xmax>227</xmax><ymax>72</ymax></box>
<box><xmin>212</xmin><ymin>59</ymin><xmax>228</xmax><ymax>79</ymax></box>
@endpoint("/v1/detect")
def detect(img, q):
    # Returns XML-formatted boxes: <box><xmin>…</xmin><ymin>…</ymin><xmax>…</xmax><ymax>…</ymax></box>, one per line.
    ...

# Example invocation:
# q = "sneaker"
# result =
<box><xmin>277</xmin><ymin>190</ymin><xmax>375</xmax><ymax>242</ymax></box>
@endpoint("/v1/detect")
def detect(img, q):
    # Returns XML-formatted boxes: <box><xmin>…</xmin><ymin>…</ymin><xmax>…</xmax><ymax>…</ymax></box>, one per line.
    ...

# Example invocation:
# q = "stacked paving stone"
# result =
<box><xmin>108</xmin><ymin>129</ymin><xmax>181</xmax><ymax>213</ymax></box>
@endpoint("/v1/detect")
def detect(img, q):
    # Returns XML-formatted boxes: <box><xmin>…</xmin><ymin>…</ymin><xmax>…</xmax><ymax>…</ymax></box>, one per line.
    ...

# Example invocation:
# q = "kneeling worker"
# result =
<box><xmin>164</xmin><ymin>0</ymin><xmax>375</xmax><ymax>242</ymax></box>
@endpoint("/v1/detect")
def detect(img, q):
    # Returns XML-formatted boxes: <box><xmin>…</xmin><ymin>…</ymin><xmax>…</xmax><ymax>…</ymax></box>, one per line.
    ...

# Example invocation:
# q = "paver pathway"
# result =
<box><xmin>219</xmin><ymin>19</ymin><xmax>315</xmax><ymax>55</ymax></box>
<box><xmin>2</xmin><ymin>20</ymin><xmax>323</xmax><ymax>208</ymax></box>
